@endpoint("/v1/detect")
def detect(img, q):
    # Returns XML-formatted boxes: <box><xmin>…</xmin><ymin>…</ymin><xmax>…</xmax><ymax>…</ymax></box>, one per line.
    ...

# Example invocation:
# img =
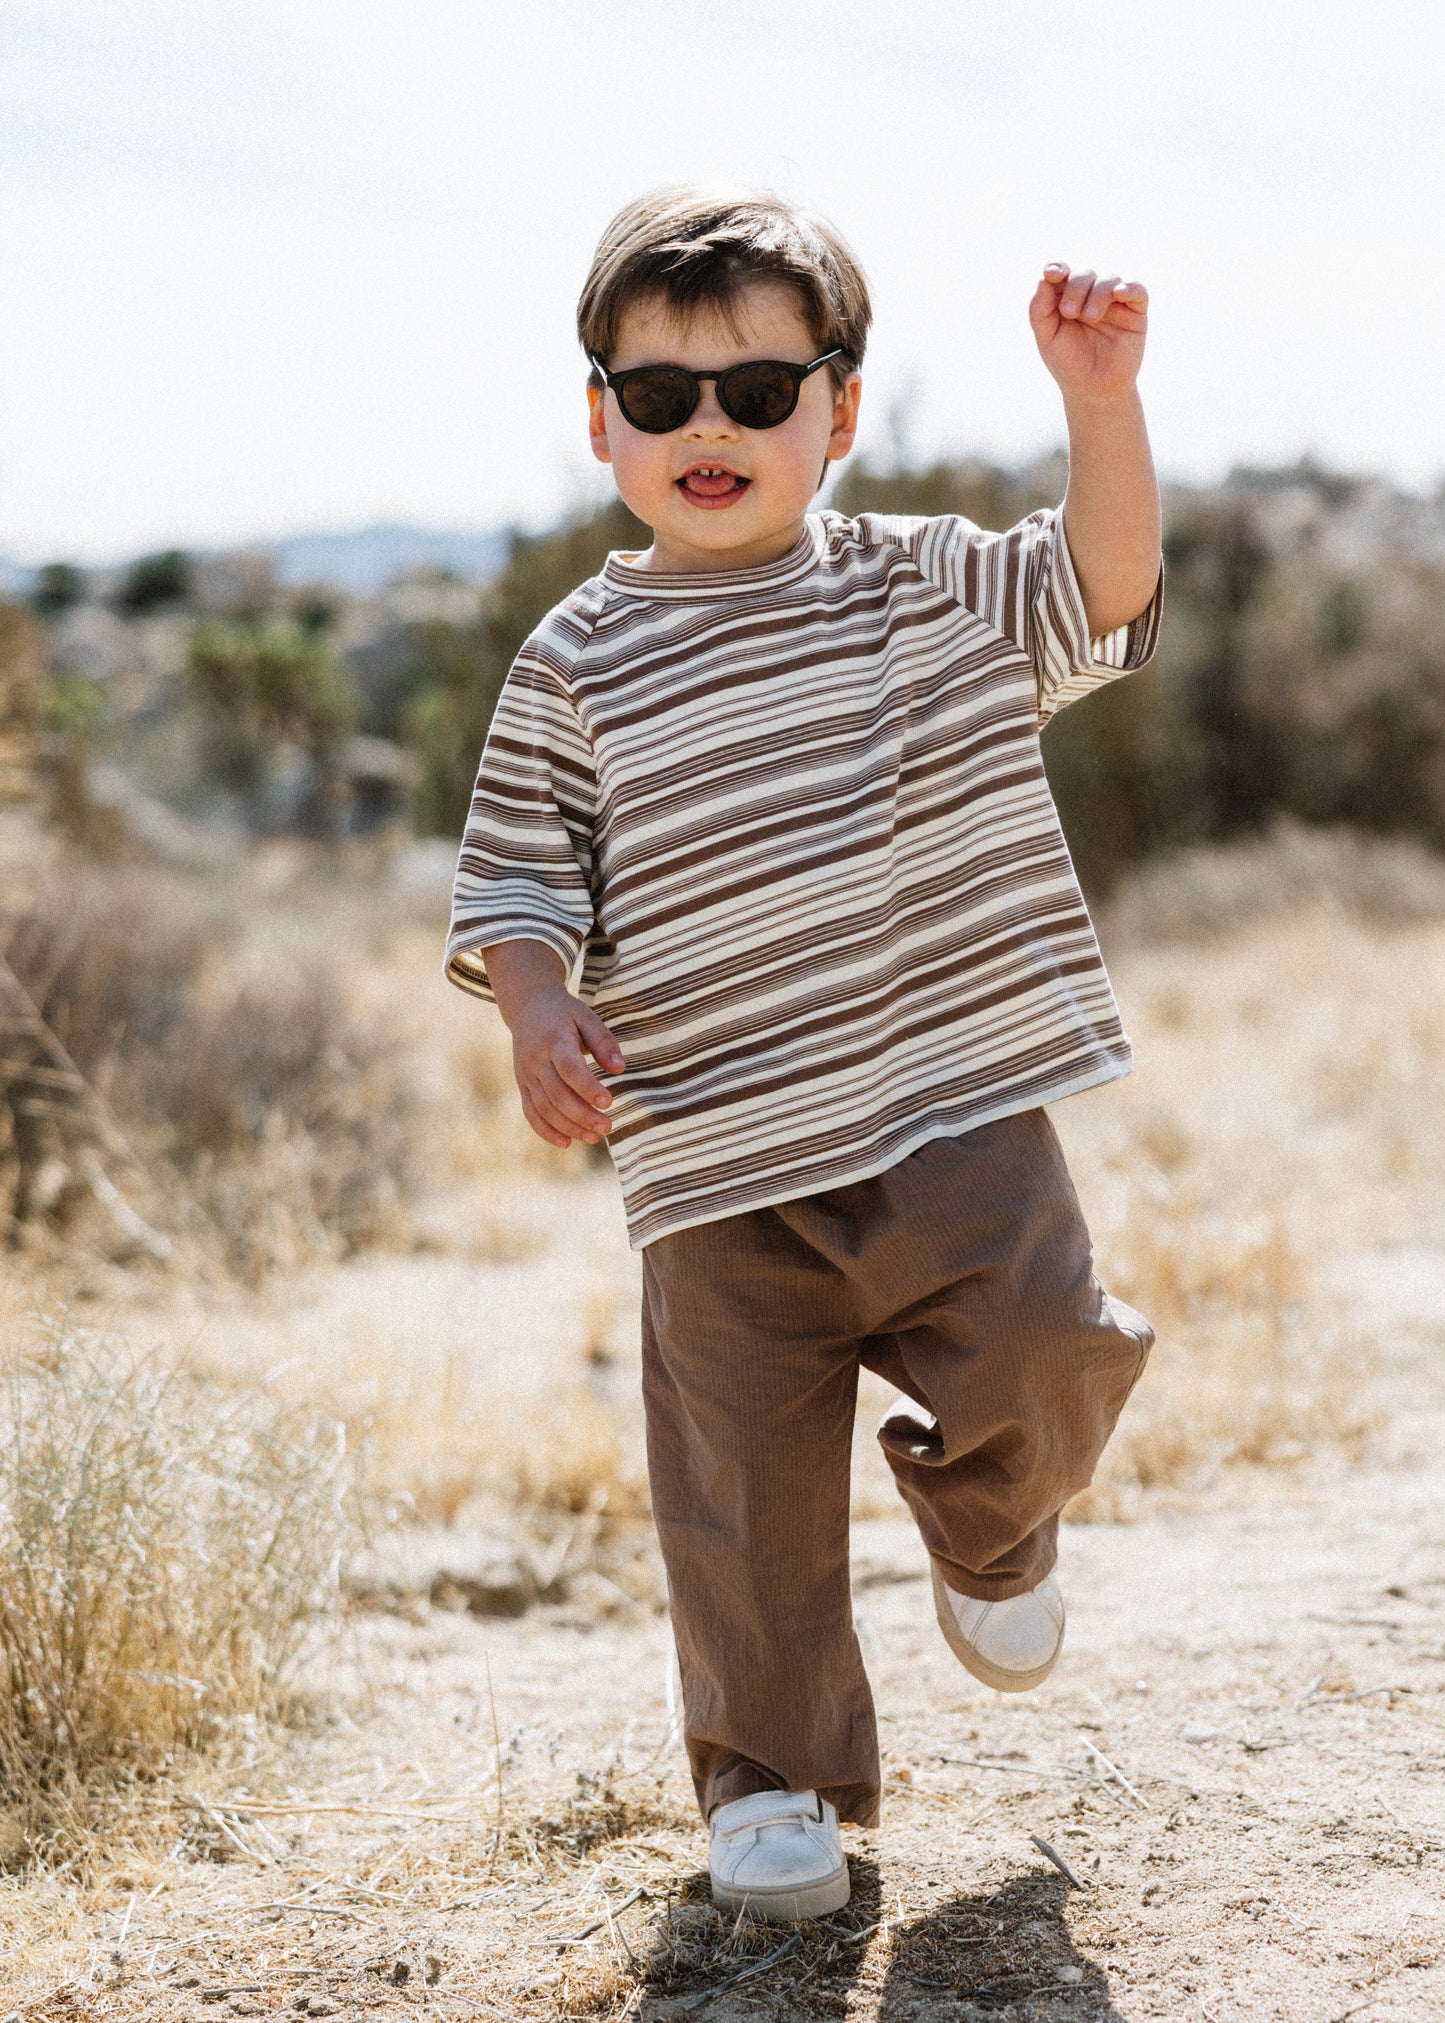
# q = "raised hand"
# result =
<box><xmin>1029</xmin><ymin>264</ymin><xmax>1148</xmax><ymax>404</ymax></box>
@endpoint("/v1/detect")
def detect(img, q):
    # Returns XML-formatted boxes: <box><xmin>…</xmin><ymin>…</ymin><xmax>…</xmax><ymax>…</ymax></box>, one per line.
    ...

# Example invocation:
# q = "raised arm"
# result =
<box><xmin>1029</xmin><ymin>263</ymin><xmax>1161</xmax><ymax>639</ymax></box>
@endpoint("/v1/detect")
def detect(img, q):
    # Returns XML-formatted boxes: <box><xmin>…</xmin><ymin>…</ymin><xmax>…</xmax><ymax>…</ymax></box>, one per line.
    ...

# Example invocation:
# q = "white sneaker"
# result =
<box><xmin>931</xmin><ymin>1562</ymin><xmax>1066</xmax><ymax>1692</ymax></box>
<box><xmin>707</xmin><ymin>1789</ymin><xmax>850</xmax><ymax>1922</ymax></box>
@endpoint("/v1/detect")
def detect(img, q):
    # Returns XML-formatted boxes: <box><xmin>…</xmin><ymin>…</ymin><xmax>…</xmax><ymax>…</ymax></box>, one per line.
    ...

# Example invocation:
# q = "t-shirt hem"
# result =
<box><xmin>623</xmin><ymin>1047</ymin><xmax>1132</xmax><ymax>1250</ymax></box>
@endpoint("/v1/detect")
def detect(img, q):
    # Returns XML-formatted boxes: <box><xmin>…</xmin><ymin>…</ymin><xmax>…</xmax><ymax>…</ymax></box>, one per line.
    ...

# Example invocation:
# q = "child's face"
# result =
<box><xmin>588</xmin><ymin>280</ymin><xmax>861</xmax><ymax>572</ymax></box>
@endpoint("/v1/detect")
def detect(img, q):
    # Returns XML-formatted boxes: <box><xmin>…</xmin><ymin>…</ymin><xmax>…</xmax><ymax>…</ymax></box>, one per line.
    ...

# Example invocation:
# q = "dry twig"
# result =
<box><xmin>1029</xmin><ymin>1833</ymin><xmax>1088</xmax><ymax>1890</ymax></box>
<box><xmin>674</xmin><ymin>1932</ymin><xmax>801</xmax><ymax>2012</ymax></box>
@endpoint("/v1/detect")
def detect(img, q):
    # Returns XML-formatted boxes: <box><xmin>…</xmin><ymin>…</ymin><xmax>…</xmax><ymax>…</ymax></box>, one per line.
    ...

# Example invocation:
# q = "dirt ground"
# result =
<box><xmin>8</xmin><ymin>880</ymin><xmax>1445</xmax><ymax>2020</ymax></box>
<box><xmin>7</xmin><ymin>1453</ymin><xmax>1445</xmax><ymax>2021</ymax></box>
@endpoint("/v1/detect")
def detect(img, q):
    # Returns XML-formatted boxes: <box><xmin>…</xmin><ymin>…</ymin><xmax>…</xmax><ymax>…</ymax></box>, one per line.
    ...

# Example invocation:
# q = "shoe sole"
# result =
<box><xmin>931</xmin><ymin>1563</ymin><xmax>1064</xmax><ymax>1693</ymax></box>
<box><xmin>710</xmin><ymin>1862</ymin><xmax>851</xmax><ymax>1923</ymax></box>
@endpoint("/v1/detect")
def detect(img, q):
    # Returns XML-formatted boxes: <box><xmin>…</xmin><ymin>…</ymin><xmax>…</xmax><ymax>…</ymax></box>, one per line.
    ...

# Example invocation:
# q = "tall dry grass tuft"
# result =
<box><xmin>0</xmin><ymin>1322</ymin><xmax>356</xmax><ymax>1856</ymax></box>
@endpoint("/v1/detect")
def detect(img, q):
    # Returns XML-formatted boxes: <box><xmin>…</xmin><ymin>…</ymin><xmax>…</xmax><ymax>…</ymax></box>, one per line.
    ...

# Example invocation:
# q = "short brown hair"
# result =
<box><xmin>577</xmin><ymin>187</ymin><xmax>871</xmax><ymax>389</ymax></box>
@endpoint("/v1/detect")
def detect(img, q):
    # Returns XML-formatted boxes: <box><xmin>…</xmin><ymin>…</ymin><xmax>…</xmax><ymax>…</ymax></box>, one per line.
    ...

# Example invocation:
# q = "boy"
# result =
<box><xmin>446</xmin><ymin>188</ymin><xmax>1160</xmax><ymax>1920</ymax></box>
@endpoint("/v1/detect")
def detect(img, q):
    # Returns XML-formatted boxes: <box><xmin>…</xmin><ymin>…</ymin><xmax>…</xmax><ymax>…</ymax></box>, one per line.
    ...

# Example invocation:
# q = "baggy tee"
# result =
<box><xmin>445</xmin><ymin>507</ymin><xmax>1162</xmax><ymax>1249</ymax></box>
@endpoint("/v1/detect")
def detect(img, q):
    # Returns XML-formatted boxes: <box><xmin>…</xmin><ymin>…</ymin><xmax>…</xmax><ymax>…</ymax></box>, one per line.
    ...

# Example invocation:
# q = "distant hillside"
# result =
<box><xmin>1</xmin><ymin>525</ymin><xmax>511</xmax><ymax>601</ymax></box>
<box><xmin>270</xmin><ymin>523</ymin><xmax>509</xmax><ymax>593</ymax></box>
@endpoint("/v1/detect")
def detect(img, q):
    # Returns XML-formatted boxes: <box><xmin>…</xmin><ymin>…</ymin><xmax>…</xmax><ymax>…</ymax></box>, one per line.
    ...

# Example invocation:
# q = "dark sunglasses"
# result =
<box><xmin>591</xmin><ymin>349</ymin><xmax>844</xmax><ymax>434</ymax></box>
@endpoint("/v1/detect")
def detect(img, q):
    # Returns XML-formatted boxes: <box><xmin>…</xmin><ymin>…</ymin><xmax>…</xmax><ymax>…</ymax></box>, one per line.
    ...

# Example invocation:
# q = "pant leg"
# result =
<box><xmin>783</xmin><ymin>1112</ymin><xmax>1153</xmax><ymax>1604</ymax></box>
<box><xmin>641</xmin><ymin>1206</ymin><xmax>881</xmax><ymax>1827</ymax></box>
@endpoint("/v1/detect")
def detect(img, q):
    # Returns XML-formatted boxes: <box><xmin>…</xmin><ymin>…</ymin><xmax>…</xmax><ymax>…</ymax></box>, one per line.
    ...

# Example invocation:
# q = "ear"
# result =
<box><xmin>587</xmin><ymin>382</ymin><xmax>612</xmax><ymax>466</ymax></box>
<box><xmin>824</xmin><ymin>372</ymin><xmax>862</xmax><ymax>465</ymax></box>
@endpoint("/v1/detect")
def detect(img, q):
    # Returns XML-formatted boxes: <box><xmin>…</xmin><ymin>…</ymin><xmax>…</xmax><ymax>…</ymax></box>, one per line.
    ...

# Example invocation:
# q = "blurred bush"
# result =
<box><xmin>398</xmin><ymin>499</ymin><xmax>649</xmax><ymax>833</ymax></box>
<box><xmin>27</xmin><ymin>562</ymin><xmax>87</xmax><ymax>618</ymax></box>
<box><xmin>187</xmin><ymin>619</ymin><xmax>361</xmax><ymax>832</ymax></box>
<box><xmin>0</xmin><ymin>602</ymin><xmax>48</xmax><ymax>806</ymax></box>
<box><xmin>2</xmin><ymin>875</ymin><xmax>423</xmax><ymax>1282</ymax></box>
<box><xmin>113</xmin><ymin>546</ymin><xmax>194</xmax><ymax>615</ymax></box>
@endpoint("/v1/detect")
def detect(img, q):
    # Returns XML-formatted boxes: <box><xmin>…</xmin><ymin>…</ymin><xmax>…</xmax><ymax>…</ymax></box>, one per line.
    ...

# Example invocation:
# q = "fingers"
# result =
<box><xmin>520</xmin><ymin>1090</ymin><xmax>571</xmax><ymax>1149</ymax></box>
<box><xmin>578</xmin><ymin>1006</ymin><xmax>625</xmax><ymax>1074</ymax></box>
<box><xmin>538</xmin><ymin>1060</ymin><xmax>611</xmax><ymax>1140</ymax></box>
<box><xmin>509</xmin><ymin>994</ymin><xmax>625</xmax><ymax>1149</ymax></box>
<box><xmin>553</xmin><ymin>1038</ymin><xmax>613</xmax><ymax>1112</ymax></box>
<box><xmin>523</xmin><ymin>1073</ymin><xmax>604</xmax><ymax>1146</ymax></box>
<box><xmin>1028</xmin><ymin>261</ymin><xmax>1067</xmax><ymax>331</ymax></box>
<box><xmin>1039</xmin><ymin>264</ymin><xmax>1148</xmax><ymax>325</ymax></box>
<box><xmin>1060</xmin><ymin>269</ymin><xmax>1101</xmax><ymax>321</ymax></box>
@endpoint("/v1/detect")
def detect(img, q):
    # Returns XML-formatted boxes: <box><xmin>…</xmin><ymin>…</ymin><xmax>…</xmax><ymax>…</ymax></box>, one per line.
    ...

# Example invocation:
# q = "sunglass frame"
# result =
<box><xmin>590</xmin><ymin>350</ymin><xmax>845</xmax><ymax>434</ymax></box>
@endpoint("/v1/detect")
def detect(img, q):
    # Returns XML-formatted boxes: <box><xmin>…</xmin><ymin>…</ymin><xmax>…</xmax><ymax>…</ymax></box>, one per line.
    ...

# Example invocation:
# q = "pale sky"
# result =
<box><xmin>3</xmin><ymin>0</ymin><xmax>1443</xmax><ymax>562</ymax></box>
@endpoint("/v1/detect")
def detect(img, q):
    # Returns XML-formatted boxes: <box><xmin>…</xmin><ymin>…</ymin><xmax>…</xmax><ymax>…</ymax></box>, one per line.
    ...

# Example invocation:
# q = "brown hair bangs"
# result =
<box><xmin>577</xmin><ymin>187</ymin><xmax>871</xmax><ymax>390</ymax></box>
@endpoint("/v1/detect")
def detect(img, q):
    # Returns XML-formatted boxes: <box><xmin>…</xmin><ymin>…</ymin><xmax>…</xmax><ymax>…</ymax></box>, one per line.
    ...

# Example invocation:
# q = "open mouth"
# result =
<box><xmin>677</xmin><ymin>465</ymin><xmax>751</xmax><ymax>508</ymax></box>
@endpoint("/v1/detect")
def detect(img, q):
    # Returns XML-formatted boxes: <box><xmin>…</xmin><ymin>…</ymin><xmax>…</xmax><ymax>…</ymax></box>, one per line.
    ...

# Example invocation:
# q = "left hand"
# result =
<box><xmin>1029</xmin><ymin>264</ymin><xmax>1148</xmax><ymax>403</ymax></box>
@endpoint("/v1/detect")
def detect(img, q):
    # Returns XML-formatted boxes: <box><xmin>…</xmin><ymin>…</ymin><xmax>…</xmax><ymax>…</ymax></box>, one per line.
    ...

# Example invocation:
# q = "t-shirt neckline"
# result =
<box><xmin>600</xmin><ymin>517</ymin><xmax>824</xmax><ymax>601</ymax></box>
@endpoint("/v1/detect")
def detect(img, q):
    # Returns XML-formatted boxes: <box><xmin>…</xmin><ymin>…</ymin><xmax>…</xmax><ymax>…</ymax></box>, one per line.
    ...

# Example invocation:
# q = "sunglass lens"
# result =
<box><xmin>721</xmin><ymin>362</ymin><xmax>800</xmax><ymax>428</ymax></box>
<box><xmin>618</xmin><ymin>368</ymin><xmax>698</xmax><ymax>433</ymax></box>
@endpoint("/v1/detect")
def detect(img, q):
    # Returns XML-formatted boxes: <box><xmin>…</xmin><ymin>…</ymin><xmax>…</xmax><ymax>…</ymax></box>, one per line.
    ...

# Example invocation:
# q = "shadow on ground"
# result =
<box><xmin>625</xmin><ymin>1861</ymin><xmax>1121</xmax><ymax>2019</ymax></box>
<box><xmin>877</xmin><ymin>1872</ymin><xmax>1122</xmax><ymax>2019</ymax></box>
<box><xmin>619</xmin><ymin>1861</ymin><xmax>1117</xmax><ymax>2023</ymax></box>
<box><xmin>634</xmin><ymin>1854</ymin><xmax>882</xmax><ymax>2016</ymax></box>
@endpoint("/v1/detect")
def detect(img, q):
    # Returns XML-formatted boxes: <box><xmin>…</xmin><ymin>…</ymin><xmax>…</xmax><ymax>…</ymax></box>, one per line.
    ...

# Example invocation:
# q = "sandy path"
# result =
<box><xmin>9</xmin><ymin>902</ymin><xmax>1445</xmax><ymax>2016</ymax></box>
<box><xmin>13</xmin><ymin>1457</ymin><xmax>1444</xmax><ymax>2022</ymax></box>
<box><xmin>457</xmin><ymin>1467</ymin><xmax>1445</xmax><ymax>2020</ymax></box>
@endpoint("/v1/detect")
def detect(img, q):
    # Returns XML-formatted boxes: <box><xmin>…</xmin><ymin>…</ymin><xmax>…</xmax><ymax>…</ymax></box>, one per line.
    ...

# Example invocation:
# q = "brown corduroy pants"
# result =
<box><xmin>640</xmin><ymin>1110</ymin><xmax>1153</xmax><ymax>1827</ymax></box>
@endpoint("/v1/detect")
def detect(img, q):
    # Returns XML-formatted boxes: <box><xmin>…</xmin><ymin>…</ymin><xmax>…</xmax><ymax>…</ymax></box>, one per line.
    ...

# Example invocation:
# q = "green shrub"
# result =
<box><xmin>114</xmin><ymin>548</ymin><xmax>194</xmax><ymax>615</ymax></box>
<box><xmin>29</xmin><ymin>563</ymin><xmax>87</xmax><ymax>618</ymax></box>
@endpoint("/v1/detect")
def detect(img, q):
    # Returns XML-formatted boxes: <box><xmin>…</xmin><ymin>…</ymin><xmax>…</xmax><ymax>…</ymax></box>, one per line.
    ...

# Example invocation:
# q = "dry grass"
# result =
<box><xmin>0</xmin><ymin>1315</ymin><xmax>357</xmax><ymax>1859</ymax></box>
<box><xmin>316</xmin><ymin>1340</ymin><xmax>649</xmax><ymax>1534</ymax></box>
<box><xmin>2</xmin><ymin>871</ymin><xmax>428</xmax><ymax>1283</ymax></box>
<box><xmin>1051</xmin><ymin>857</ymin><xmax>1445</xmax><ymax>1517</ymax></box>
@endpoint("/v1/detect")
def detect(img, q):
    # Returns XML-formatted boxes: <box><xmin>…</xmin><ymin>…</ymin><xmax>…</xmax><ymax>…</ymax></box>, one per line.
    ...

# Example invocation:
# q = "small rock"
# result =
<box><xmin>1141</xmin><ymin>1880</ymin><xmax>1164</xmax><ymax>1904</ymax></box>
<box><xmin>1058</xmin><ymin>1963</ymin><xmax>1084</xmax><ymax>1983</ymax></box>
<box><xmin>1182</xmin><ymin>1722</ymin><xmax>1225</xmax><ymax>1745</ymax></box>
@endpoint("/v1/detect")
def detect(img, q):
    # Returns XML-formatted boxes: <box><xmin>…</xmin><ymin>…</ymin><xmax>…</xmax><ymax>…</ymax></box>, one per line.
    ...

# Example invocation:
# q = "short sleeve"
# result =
<box><xmin>444</xmin><ymin>638</ymin><xmax>598</xmax><ymax>1004</ymax></box>
<box><xmin>907</xmin><ymin>506</ymin><xmax>1163</xmax><ymax>722</ymax></box>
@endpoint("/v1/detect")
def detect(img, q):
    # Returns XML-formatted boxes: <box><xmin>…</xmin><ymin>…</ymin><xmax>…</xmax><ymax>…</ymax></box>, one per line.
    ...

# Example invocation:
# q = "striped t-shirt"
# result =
<box><xmin>446</xmin><ymin>507</ymin><xmax>1161</xmax><ymax>1249</ymax></box>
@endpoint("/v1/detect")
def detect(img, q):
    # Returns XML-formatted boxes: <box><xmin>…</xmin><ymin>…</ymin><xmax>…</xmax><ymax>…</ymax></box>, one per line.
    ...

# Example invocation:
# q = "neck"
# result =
<box><xmin>639</xmin><ymin>515</ymin><xmax>809</xmax><ymax>574</ymax></box>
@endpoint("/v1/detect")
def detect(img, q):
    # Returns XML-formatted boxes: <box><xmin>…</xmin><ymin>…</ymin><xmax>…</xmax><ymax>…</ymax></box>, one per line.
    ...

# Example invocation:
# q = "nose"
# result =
<box><xmin>682</xmin><ymin>378</ymin><xmax>737</xmax><ymax>438</ymax></box>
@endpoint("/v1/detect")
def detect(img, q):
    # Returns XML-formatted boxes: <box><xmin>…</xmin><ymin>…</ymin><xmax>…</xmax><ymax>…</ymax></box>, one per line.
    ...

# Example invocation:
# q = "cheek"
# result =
<box><xmin>768</xmin><ymin>418</ymin><xmax>832</xmax><ymax>488</ymax></box>
<box><xmin>607</xmin><ymin>432</ymin><xmax>675</xmax><ymax>500</ymax></box>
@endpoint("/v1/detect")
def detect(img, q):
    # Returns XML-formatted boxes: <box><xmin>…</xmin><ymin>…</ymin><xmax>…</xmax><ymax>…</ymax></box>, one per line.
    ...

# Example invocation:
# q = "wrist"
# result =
<box><xmin>1059</xmin><ymin>382</ymin><xmax>1145</xmax><ymax>426</ymax></box>
<box><xmin>498</xmin><ymin>978</ymin><xmax>573</xmax><ymax>1036</ymax></box>
<box><xmin>482</xmin><ymin>938</ymin><xmax>570</xmax><ymax>1031</ymax></box>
